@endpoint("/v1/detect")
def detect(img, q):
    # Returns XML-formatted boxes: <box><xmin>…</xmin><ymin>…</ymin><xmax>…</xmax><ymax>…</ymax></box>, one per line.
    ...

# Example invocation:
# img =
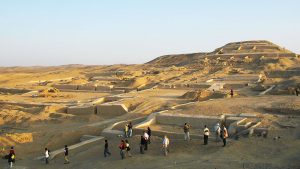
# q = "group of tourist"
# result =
<box><xmin>183</xmin><ymin>122</ymin><xmax>228</xmax><ymax>147</ymax></box>
<box><xmin>114</xmin><ymin>131</ymin><xmax>169</xmax><ymax>159</ymax></box>
<box><xmin>111</xmin><ymin>122</ymin><xmax>227</xmax><ymax>160</ymax></box>
<box><xmin>42</xmin><ymin>145</ymin><xmax>69</xmax><ymax>165</ymax></box>
<box><xmin>4</xmin><ymin>121</ymin><xmax>228</xmax><ymax>167</ymax></box>
<box><xmin>212</xmin><ymin>123</ymin><xmax>229</xmax><ymax>146</ymax></box>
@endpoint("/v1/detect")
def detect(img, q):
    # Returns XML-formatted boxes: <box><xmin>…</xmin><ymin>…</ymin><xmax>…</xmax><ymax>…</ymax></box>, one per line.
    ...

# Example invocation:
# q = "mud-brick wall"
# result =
<box><xmin>96</xmin><ymin>85</ymin><xmax>113</xmax><ymax>91</ymax></box>
<box><xmin>156</xmin><ymin>114</ymin><xmax>222</xmax><ymax>128</ymax></box>
<box><xmin>77</xmin><ymin>85</ymin><xmax>96</xmax><ymax>91</ymax></box>
<box><xmin>96</xmin><ymin>104</ymin><xmax>128</xmax><ymax>116</ymax></box>
<box><xmin>52</xmin><ymin>84</ymin><xmax>78</xmax><ymax>90</ymax></box>
<box><xmin>67</xmin><ymin>105</ymin><xmax>96</xmax><ymax>115</ymax></box>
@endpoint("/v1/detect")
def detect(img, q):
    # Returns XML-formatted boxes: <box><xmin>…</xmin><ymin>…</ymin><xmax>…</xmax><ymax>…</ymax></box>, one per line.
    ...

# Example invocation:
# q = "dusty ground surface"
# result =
<box><xmin>1</xmin><ymin>40</ymin><xmax>300</xmax><ymax>169</ymax></box>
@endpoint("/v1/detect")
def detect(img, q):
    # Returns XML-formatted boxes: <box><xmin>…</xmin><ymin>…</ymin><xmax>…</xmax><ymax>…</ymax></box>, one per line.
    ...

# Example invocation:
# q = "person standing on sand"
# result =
<box><xmin>183</xmin><ymin>123</ymin><xmax>191</xmax><ymax>141</ymax></box>
<box><xmin>8</xmin><ymin>152</ymin><xmax>15</xmax><ymax>168</ymax></box>
<box><xmin>214</xmin><ymin>123</ymin><xmax>221</xmax><ymax>142</ymax></box>
<box><xmin>104</xmin><ymin>140</ymin><xmax>111</xmax><ymax>157</ymax></box>
<box><xmin>295</xmin><ymin>88</ymin><xmax>299</xmax><ymax>96</ymax></box>
<box><xmin>128</xmin><ymin>122</ymin><xmax>133</xmax><ymax>138</ymax></box>
<box><xmin>125</xmin><ymin>139</ymin><xmax>132</xmax><ymax>157</ymax></box>
<box><xmin>230</xmin><ymin>89</ymin><xmax>234</xmax><ymax>98</ymax></box>
<box><xmin>162</xmin><ymin>135</ymin><xmax>170</xmax><ymax>156</ymax></box>
<box><xmin>119</xmin><ymin>140</ymin><xmax>126</xmax><ymax>159</ymax></box>
<box><xmin>203</xmin><ymin>125</ymin><xmax>210</xmax><ymax>145</ymax></box>
<box><xmin>64</xmin><ymin>145</ymin><xmax>70</xmax><ymax>164</ymax></box>
<box><xmin>140</xmin><ymin>135</ymin><xmax>146</xmax><ymax>154</ymax></box>
<box><xmin>9</xmin><ymin>147</ymin><xmax>15</xmax><ymax>155</ymax></box>
<box><xmin>147</xmin><ymin>127</ymin><xmax>152</xmax><ymax>144</ymax></box>
<box><xmin>124</xmin><ymin>124</ymin><xmax>129</xmax><ymax>138</ymax></box>
<box><xmin>8</xmin><ymin>146</ymin><xmax>15</xmax><ymax>168</ymax></box>
<box><xmin>143</xmin><ymin>131</ymin><xmax>149</xmax><ymax>150</ymax></box>
<box><xmin>220</xmin><ymin>125</ymin><xmax>228</xmax><ymax>147</ymax></box>
<box><xmin>45</xmin><ymin>148</ymin><xmax>50</xmax><ymax>164</ymax></box>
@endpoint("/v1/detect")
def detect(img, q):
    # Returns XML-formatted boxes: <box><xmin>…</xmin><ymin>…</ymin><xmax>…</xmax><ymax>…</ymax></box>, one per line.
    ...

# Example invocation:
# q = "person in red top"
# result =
<box><xmin>119</xmin><ymin>140</ymin><xmax>126</xmax><ymax>159</ymax></box>
<box><xmin>9</xmin><ymin>147</ymin><xmax>15</xmax><ymax>155</ymax></box>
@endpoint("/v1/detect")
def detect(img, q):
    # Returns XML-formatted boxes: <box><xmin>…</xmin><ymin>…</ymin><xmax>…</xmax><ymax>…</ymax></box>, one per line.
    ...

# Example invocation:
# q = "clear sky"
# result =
<box><xmin>0</xmin><ymin>0</ymin><xmax>299</xmax><ymax>66</ymax></box>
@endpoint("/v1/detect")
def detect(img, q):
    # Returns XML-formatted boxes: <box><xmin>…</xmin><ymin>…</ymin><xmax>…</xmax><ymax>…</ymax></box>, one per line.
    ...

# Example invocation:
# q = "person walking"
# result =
<box><xmin>125</xmin><ymin>139</ymin><xmax>132</xmax><ymax>157</ymax></box>
<box><xmin>8</xmin><ymin>147</ymin><xmax>15</xmax><ymax>168</ymax></box>
<box><xmin>183</xmin><ymin>123</ymin><xmax>191</xmax><ymax>141</ymax></box>
<box><xmin>162</xmin><ymin>135</ymin><xmax>170</xmax><ymax>156</ymax></box>
<box><xmin>119</xmin><ymin>140</ymin><xmax>126</xmax><ymax>159</ymax></box>
<box><xmin>64</xmin><ymin>145</ymin><xmax>70</xmax><ymax>164</ymax></box>
<box><xmin>230</xmin><ymin>89</ymin><xmax>234</xmax><ymax>98</ymax></box>
<box><xmin>221</xmin><ymin>125</ymin><xmax>228</xmax><ymax>147</ymax></box>
<box><xmin>124</xmin><ymin>124</ymin><xmax>129</xmax><ymax>138</ymax></box>
<box><xmin>128</xmin><ymin>122</ymin><xmax>133</xmax><ymax>138</ymax></box>
<box><xmin>45</xmin><ymin>148</ymin><xmax>50</xmax><ymax>164</ymax></box>
<box><xmin>8</xmin><ymin>152</ymin><xmax>15</xmax><ymax>168</ymax></box>
<box><xmin>104</xmin><ymin>140</ymin><xmax>111</xmax><ymax>157</ymax></box>
<box><xmin>143</xmin><ymin>131</ymin><xmax>149</xmax><ymax>150</ymax></box>
<box><xmin>203</xmin><ymin>125</ymin><xmax>210</xmax><ymax>145</ymax></box>
<box><xmin>214</xmin><ymin>123</ymin><xmax>221</xmax><ymax>142</ymax></box>
<box><xmin>147</xmin><ymin>126</ymin><xmax>152</xmax><ymax>144</ymax></box>
<box><xmin>140</xmin><ymin>135</ymin><xmax>146</xmax><ymax>154</ymax></box>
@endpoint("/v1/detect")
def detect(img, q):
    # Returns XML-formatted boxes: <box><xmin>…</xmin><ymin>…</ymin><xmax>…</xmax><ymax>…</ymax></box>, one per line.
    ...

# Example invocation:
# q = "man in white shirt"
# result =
<box><xmin>162</xmin><ymin>135</ymin><xmax>170</xmax><ymax>156</ymax></box>
<box><xmin>45</xmin><ymin>148</ymin><xmax>50</xmax><ymax>164</ymax></box>
<box><xmin>203</xmin><ymin>125</ymin><xmax>210</xmax><ymax>145</ymax></box>
<box><xmin>143</xmin><ymin>131</ymin><xmax>149</xmax><ymax>150</ymax></box>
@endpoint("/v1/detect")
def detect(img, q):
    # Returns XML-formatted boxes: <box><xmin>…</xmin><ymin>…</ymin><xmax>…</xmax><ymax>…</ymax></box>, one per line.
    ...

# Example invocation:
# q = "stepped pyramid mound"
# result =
<box><xmin>147</xmin><ymin>40</ymin><xmax>297</xmax><ymax>67</ymax></box>
<box><xmin>212</xmin><ymin>40</ymin><xmax>292</xmax><ymax>55</ymax></box>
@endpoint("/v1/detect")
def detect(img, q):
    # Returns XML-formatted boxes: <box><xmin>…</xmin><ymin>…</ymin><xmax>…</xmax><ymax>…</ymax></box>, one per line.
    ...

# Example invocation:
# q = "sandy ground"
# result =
<box><xmin>6</xmin><ymin>127</ymin><xmax>300</xmax><ymax>169</ymax></box>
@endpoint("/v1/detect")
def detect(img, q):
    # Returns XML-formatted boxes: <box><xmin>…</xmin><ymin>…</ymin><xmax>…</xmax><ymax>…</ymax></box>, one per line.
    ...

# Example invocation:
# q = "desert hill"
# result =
<box><xmin>147</xmin><ymin>40</ymin><xmax>298</xmax><ymax>68</ymax></box>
